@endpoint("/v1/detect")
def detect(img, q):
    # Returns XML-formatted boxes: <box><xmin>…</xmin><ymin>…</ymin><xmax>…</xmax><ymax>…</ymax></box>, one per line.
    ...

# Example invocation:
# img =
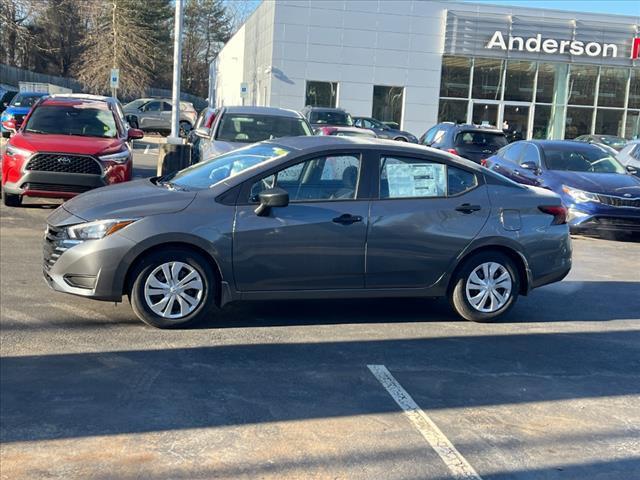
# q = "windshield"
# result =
<box><xmin>309</xmin><ymin>111</ymin><xmax>353</xmax><ymax>126</ymax></box>
<box><xmin>544</xmin><ymin>147</ymin><xmax>626</xmax><ymax>174</ymax></box>
<box><xmin>24</xmin><ymin>104</ymin><xmax>118</xmax><ymax>138</ymax></box>
<box><xmin>215</xmin><ymin>114</ymin><xmax>312</xmax><ymax>143</ymax></box>
<box><xmin>598</xmin><ymin>136</ymin><xmax>626</xmax><ymax>149</ymax></box>
<box><xmin>162</xmin><ymin>144</ymin><xmax>291</xmax><ymax>190</ymax></box>
<box><xmin>455</xmin><ymin>131</ymin><xmax>508</xmax><ymax>148</ymax></box>
<box><xmin>10</xmin><ymin>93</ymin><xmax>44</xmax><ymax>108</ymax></box>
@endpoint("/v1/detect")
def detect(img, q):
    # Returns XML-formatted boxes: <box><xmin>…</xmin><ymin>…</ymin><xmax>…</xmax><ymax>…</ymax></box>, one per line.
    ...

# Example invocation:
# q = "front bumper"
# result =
<box><xmin>43</xmin><ymin>224</ymin><xmax>136</xmax><ymax>301</ymax></box>
<box><xmin>568</xmin><ymin>208</ymin><xmax>640</xmax><ymax>233</ymax></box>
<box><xmin>4</xmin><ymin>172</ymin><xmax>107</xmax><ymax>198</ymax></box>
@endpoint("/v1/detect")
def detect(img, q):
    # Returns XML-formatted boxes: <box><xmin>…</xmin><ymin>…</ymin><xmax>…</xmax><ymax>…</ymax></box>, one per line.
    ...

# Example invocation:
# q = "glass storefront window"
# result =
<box><xmin>533</xmin><ymin>104</ymin><xmax>565</xmax><ymax>139</ymax></box>
<box><xmin>438</xmin><ymin>99</ymin><xmax>468</xmax><ymax>123</ymax></box>
<box><xmin>472</xmin><ymin>59</ymin><xmax>504</xmax><ymax>100</ymax></box>
<box><xmin>629</xmin><ymin>69</ymin><xmax>640</xmax><ymax>110</ymax></box>
<box><xmin>440</xmin><ymin>56</ymin><xmax>471</xmax><ymax>98</ymax></box>
<box><xmin>595</xmin><ymin>109</ymin><xmax>623</xmax><ymax>136</ymax></box>
<box><xmin>536</xmin><ymin>63</ymin><xmax>569</xmax><ymax>104</ymax></box>
<box><xmin>305</xmin><ymin>81</ymin><xmax>338</xmax><ymax>108</ymax></box>
<box><xmin>372</xmin><ymin>86</ymin><xmax>404</xmax><ymax>126</ymax></box>
<box><xmin>504</xmin><ymin>61</ymin><xmax>536</xmax><ymax>102</ymax></box>
<box><xmin>598</xmin><ymin>68</ymin><xmax>628</xmax><ymax>108</ymax></box>
<box><xmin>472</xmin><ymin>103</ymin><xmax>498</xmax><ymax>127</ymax></box>
<box><xmin>624</xmin><ymin>111</ymin><xmax>640</xmax><ymax>140</ymax></box>
<box><xmin>565</xmin><ymin>107</ymin><xmax>593</xmax><ymax>139</ymax></box>
<box><xmin>568</xmin><ymin>65</ymin><xmax>598</xmax><ymax>106</ymax></box>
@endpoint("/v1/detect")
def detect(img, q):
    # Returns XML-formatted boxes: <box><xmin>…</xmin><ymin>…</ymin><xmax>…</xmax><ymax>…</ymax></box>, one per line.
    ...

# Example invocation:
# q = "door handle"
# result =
<box><xmin>332</xmin><ymin>214</ymin><xmax>363</xmax><ymax>225</ymax></box>
<box><xmin>455</xmin><ymin>203</ymin><xmax>482</xmax><ymax>214</ymax></box>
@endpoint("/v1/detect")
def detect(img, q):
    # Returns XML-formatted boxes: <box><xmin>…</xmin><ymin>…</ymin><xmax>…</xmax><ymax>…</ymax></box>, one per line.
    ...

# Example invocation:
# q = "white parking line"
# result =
<box><xmin>367</xmin><ymin>364</ymin><xmax>483</xmax><ymax>480</ymax></box>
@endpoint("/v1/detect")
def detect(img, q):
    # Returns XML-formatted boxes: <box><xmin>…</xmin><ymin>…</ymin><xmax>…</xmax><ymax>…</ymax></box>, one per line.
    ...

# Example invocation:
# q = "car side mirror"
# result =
<box><xmin>255</xmin><ymin>187</ymin><xmax>289</xmax><ymax>216</ymax></box>
<box><xmin>520</xmin><ymin>161</ymin><xmax>540</xmax><ymax>174</ymax></box>
<box><xmin>626</xmin><ymin>165</ymin><xmax>638</xmax><ymax>175</ymax></box>
<box><xmin>127</xmin><ymin>128</ymin><xmax>144</xmax><ymax>140</ymax></box>
<box><xmin>194</xmin><ymin>127</ymin><xmax>210</xmax><ymax>139</ymax></box>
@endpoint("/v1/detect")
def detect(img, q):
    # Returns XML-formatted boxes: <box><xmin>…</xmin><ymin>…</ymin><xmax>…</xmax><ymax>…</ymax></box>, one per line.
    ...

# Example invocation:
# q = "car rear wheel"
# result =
<box><xmin>129</xmin><ymin>249</ymin><xmax>217</xmax><ymax>328</ymax></box>
<box><xmin>449</xmin><ymin>252</ymin><xmax>519</xmax><ymax>322</ymax></box>
<box><xmin>179</xmin><ymin>121</ymin><xmax>192</xmax><ymax>138</ymax></box>
<box><xmin>2</xmin><ymin>188</ymin><xmax>22</xmax><ymax>207</ymax></box>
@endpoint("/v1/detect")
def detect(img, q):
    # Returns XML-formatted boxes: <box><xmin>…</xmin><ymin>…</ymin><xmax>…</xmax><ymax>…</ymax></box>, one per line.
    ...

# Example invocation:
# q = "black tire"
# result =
<box><xmin>449</xmin><ymin>251</ymin><xmax>520</xmax><ymax>322</ymax></box>
<box><xmin>129</xmin><ymin>248</ymin><xmax>217</xmax><ymax>328</ymax></box>
<box><xmin>2</xmin><ymin>188</ymin><xmax>22</xmax><ymax>207</ymax></box>
<box><xmin>394</xmin><ymin>136</ymin><xmax>408</xmax><ymax>142</ymax></box>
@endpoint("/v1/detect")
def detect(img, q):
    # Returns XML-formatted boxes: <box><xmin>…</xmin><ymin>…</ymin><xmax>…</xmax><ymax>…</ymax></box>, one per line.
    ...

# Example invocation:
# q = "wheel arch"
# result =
<box><xmin>122</xmin><ymin>241</ymin><xmax>224</xmax><ymax>306</ymax></box>
<box><xmin>447</xmin><ymin>243</ymin><xmax>532</xmax><ymax>296</ymax></box>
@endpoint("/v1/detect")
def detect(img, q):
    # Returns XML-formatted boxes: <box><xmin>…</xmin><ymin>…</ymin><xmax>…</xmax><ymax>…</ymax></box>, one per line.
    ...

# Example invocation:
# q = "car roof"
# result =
<box><xmin>222</xmin><ymin>106</ymin><xmax>303</xmax><ymax>118</ymax></box>
<box><xmin>528</xmin><ymin>140</ymin><xmax>609</xmax><ymax>150</ymax></box>
<box><xmin>304</xmin><ymin>106</ymin><xmax>347</xmax><ymax>112</ymax></box>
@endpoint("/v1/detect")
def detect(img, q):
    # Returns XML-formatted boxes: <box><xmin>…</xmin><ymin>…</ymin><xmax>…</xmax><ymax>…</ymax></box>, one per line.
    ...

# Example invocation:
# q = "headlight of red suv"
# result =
<box><xmin>98</xmin><ymin>148</ymin><xmax>130</xmax><ymax>164</ymax></box>
<box><xmin>6</xmin><ymin>144</ymin><xmax>33</xmax><ymax>159</ymax></box>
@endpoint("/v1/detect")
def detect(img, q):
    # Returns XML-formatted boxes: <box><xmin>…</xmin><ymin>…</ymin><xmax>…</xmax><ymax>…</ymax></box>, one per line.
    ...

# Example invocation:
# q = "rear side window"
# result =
<box><xmin>455</xmin><ymin>131</ymin><xmax>507</xmax><ymax>148</ymax></box>
<box><xmin>380</xmin><ymin>156</ymin><xmax>477</xmax><ymax>198</ymax></box>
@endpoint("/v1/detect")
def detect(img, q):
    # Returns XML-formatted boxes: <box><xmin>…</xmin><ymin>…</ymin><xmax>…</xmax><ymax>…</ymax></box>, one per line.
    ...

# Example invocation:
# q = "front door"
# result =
<box><xmin>366</xmin><ymin>154</ymin><xmax>490</xmax><ymax>288</ymax></box>
<box><xmin>233</xmin><ymin>153</ymin><xmax>369</xmax><ymax>291</ymax></box>
<box><xmin>502</xmin><ymin>105</ymin><xmax>530</xmax><ymax>142</ymax></box>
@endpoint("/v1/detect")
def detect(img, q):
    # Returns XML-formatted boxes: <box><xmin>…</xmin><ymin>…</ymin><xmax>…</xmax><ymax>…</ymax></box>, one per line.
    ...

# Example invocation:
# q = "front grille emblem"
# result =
<box><xmin>57</xmin><ymin>156</ymin><xmax>72</xmax><ymax>164</ymax></box>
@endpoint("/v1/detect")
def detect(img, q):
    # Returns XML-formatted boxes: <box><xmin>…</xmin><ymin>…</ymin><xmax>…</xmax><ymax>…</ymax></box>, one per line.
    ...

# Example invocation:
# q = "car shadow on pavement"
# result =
<box><xmin>1</xmin><ymin>329</ymin><xmax>639</xmax><ymax>446</ymax></box>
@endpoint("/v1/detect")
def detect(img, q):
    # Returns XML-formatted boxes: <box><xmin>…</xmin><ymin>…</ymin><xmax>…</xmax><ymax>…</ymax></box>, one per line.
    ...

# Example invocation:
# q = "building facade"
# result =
<box><xmin>213</xmin><ymin>0</ymin><xmax>640</xmax><ymax>140</ymax></box>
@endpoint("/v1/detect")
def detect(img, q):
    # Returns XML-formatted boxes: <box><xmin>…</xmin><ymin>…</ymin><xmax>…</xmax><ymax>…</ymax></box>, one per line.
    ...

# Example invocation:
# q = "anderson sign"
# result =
<box><xmin>486</xmin><ymin>31</ymin><xmax>619</xmax><ymax>58</ymax></box>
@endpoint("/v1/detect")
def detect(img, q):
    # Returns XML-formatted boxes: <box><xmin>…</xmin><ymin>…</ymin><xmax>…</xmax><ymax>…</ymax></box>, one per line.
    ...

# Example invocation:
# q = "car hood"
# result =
<box><xmin>549</xmin><ymin>171</ymin><xmax>640</xmax><ymax>196</ymax></box>
<box><xmin>56</xmin><ymin>178</ymin><xmax>197</xmax><ymax>222</ymax></box>
<box><xmin>14</xmin><ymin>133</ymin><xmax>123</xmax><ymax>156</ymax></box>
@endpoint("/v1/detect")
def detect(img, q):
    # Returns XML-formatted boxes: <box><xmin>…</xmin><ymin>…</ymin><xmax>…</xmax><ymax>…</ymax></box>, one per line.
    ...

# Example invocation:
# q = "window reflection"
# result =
<box><xmin>536</xmin><ymin>63</ymin><xmax>568</xmax><ymax>104</ymax></box>
<box><xmin>568</xmin><ymin>65</ymin><xmax>598</xmax><ymax>106</ymax></box>
<box><xmin>595</xmin><ymin>109</ymin><xmax>623</xmax><ymax>136</ymax></box>
<box><xmin>565</xmin><ymin>107</ymin><xmax>593</xmax><ymax>139</ymax></box>
<box><xmin>305</xmin><ymin>81</ymin><xmax>337</xmax><ymax>108</ymax></box>
<box><xmin>504</xmin><ymin>60</ymin><xmax>535</xmax><ymax>102</ymax></box>
<box><xmin>628</xmin><ymin>69</ymin><xmax>640</xmax><ymax>109</ymax></box>
<box><xmin>440</xmin><ymin>56</ymin><xmax>471</xmax><ymax>98</ymax></box>
<box><xmin>472</xmin><ymin>59</ymin><xmax>504</xmax><ymax>100</ymax></box>
<box><xmin>438</xmin><ymin>99</ymin><xmax>467</xmax><ymax>123</ymax></box>
<box><xmin>598</xmin><ymin>68</ymin><xmax>628</xmax><ymax>108</ymax></box>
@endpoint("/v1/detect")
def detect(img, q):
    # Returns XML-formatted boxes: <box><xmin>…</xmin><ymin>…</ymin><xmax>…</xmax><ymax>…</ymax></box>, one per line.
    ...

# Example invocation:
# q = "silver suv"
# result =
<box><xmin>123</xmin><ymin>98</ymin><xmax>197</xmax><ymax>136</ymax></box>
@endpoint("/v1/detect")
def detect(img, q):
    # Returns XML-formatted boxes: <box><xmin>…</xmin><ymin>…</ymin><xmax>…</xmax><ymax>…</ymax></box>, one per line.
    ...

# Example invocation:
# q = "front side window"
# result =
<box><xmin>145</xmin><ymin>101</ymin><xmax>162</xmax><ymax>112</ymax></box>
<box><xmin>166</xmin><ymin>144</ymin><xmax>291</xmax><ymax>190</ymax></box>
<box><xmin>251</xmin><ymin>154</ymin><xmax>361</xmax><ymax>202</ymax></box>
<box><xmin>543</xmin><ymin>147</ymin><xmax>625</xmax><ymax>174</ymax></box>
<box><xmin>520</xmin><ymin>144</ymin><xmax>540</xmax><ymax>166</ymax></box>
<box><xmin>216</xmin><ymin>114</ymin><xmax>312</xmax><ymax>143</ymax></box>
<box><xmin>24</xmin><ymin>104</ymin><xmax>118</xmax><ymax>138</ymax></box>
<box><xmin>502</xmin><ymin>142</ymin><xmax>525</xmax><ymax>163</ymax></box>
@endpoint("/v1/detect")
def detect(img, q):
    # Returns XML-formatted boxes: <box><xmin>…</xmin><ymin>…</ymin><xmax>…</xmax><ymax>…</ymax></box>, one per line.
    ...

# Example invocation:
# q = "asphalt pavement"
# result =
<box><xmin>0</xmin><ymin>143</ymin><xmax>639</xmax><ymax>479</ymax></box>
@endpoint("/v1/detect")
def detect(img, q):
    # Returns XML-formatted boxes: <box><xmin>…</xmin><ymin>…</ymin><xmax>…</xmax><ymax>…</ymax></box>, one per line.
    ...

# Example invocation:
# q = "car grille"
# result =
<box><xmin>26</xmin><ymin>154</ymin><xmax>102</xmax><ymax>175</ymax></box>
<box><xmin>595</xmin><ymin>194</ymin><xmax>640</xmax><ymax>208</ymax></box>
<box><xmin>43</xmin><ymin>224</ymin><xmax>69</xmax><ymax>271</ymax></box>
<box><xmin>22</xmin><ymin>182</ymin><xmax>92</xmax><ymax>194</ymax></box>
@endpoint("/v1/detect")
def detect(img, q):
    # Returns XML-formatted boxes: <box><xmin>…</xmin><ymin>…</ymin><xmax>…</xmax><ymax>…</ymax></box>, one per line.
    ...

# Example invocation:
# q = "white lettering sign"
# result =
<box><xmin>486</xmin><ymin>31</ymin><xmax>618</xmax><ymax>58</ymax></box>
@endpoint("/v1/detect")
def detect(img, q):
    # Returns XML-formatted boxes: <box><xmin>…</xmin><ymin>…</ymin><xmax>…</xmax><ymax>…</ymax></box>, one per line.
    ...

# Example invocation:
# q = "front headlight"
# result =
<box><xmin>98</xmin><ymin>149</ymin><xmax>130</xmax><ymax>164</ymax></box>
<box><xmin>67</xmin><ymin>219</ymin><xmax>136</xmax><ymax>240</ymax></box>
<box><xmin>6</xmin><ymin>144</ymin><xmax>33</xmax><ymax>158</ymax></box>
<box><xmin>562</xmin><ymin>185</ymin><xmax>600</xmax><ymax>203</ymax></box>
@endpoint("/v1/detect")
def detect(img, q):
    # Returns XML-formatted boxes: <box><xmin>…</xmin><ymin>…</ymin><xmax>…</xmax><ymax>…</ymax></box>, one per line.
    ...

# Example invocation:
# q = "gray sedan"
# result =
<box><xmin>43</xmin><ymin>136</ymin><xmax>572</xmax><ymax>328</ymax></box>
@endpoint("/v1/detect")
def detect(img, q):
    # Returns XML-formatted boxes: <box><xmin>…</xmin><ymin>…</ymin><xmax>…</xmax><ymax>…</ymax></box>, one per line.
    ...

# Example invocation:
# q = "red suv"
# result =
<box><xmin>1</xmin><ymin>94</ymin><xmax>143</xmax><ymax>207</ymax></box>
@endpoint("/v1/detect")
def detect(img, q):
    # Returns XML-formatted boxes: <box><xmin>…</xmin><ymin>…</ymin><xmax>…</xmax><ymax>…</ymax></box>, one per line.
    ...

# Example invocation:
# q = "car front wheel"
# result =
<box><xmin>449</xmin><ymin>252</ymin><xmax>519</xmax><ymax>322</ymax></box>
<box><xmin>129</xmin><ymin>249</ymin><xmax>217</xmax><ymax>328</ymax></box>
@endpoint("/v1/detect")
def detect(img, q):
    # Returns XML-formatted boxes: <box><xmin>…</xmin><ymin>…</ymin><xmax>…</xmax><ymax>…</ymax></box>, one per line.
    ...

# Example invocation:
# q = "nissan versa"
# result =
<box><xmin>43</xmin><ymin>137</ymin><xmax>572</xmax><ymax>328</ymax></box>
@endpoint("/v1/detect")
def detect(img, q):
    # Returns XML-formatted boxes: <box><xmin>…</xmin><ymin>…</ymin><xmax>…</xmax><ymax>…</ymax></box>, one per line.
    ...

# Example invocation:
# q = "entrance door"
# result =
<box><xmin>502</xmin><ymin>105</ymin><xmax>530</xmax><ymax>142</ymax></box>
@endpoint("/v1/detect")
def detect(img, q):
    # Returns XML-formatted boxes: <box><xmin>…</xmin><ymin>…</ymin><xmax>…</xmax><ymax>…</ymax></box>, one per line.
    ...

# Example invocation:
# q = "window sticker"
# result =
<box><xmin>385</xmin><ymin>163</ymin><xmax>446</xmax><ymax>198</ymax></box>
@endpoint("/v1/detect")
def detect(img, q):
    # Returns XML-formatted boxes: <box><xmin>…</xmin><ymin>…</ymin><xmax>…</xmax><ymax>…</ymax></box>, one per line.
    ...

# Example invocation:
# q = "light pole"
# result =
<box><xmin>168</xmin><ymin>0</ymin><xmax>184</xmax><ymax>144</ymax></box>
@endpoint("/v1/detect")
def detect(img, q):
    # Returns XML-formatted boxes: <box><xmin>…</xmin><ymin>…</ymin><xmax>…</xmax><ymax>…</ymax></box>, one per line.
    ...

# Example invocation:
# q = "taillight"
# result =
<box><xmin>480</xmin><ymin>159</ymin><xmax>487</xmax><ymax>167</ymax></box>
<box><xmin>538</xmin><ymin>205</ymin><xmax>567</xmax><ymax>225</ymax></box>
<box><xmin>446</xmin><ymin>148</ymin><xmax>458</xmax><ymax>155</ymax></box>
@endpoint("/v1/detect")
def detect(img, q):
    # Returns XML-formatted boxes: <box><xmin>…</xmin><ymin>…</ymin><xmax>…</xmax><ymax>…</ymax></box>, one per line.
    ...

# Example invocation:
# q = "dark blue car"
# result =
<box><xmin>0</xmin><ymin>92</ymin><xmax>47</xmax><ymax>137</ymax></box>
<box><xmin>483</xmin><ymin>140</ymin><xmax>640</xmax><ymax>234</ymax></box>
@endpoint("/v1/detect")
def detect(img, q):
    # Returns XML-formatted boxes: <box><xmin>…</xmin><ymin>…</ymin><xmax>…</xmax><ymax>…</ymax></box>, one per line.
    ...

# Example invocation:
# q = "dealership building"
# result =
<box><xmin>213</xmin><ymin>0</ymin><xmax>640</xmax><ymax>140</ymax></box>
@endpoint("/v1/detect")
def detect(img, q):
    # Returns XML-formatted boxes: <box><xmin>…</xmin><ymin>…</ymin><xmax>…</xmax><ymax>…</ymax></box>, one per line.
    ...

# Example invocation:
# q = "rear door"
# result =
<box><xmin>140</xmin><ymin>101</ymin><xmax>162</xmax><ymax>129</ymax></box>
<box><xmin>454</xmin><ymin>130</ymin><xmax>508</xmax><ymax>163</ymax></box>
<box><xmin>366</xmin><ymin>154</ymin><xmax>490</xmax><ymax>288</ymax></box>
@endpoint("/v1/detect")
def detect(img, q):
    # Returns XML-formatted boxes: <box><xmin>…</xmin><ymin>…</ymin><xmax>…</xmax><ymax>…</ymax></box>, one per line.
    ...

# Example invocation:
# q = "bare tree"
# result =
<box><xmin>73</xmin><ymin>0</ymin><xmax>172</xmax><ymax>97</ymax></box>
